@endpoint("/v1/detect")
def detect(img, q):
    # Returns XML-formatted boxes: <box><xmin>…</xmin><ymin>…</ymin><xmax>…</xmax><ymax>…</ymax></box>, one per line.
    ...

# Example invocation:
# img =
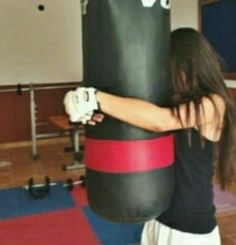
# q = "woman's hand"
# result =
<box><xmin>87</xmin><ymin>113</ymin><xmax>105</xmax><ymax>126</ymax></box>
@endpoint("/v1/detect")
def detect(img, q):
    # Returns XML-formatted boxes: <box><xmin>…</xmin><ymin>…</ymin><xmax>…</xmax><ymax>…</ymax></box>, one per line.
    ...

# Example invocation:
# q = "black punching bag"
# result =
<box><xmin>83</xmin><ymin>0</ymin><xmax>174</xmax><ymax>223</ymax></box>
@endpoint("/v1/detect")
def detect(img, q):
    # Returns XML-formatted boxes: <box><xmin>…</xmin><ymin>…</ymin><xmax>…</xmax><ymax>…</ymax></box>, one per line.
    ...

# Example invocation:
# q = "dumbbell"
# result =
<box><xmin>23</xmin><ymin>176</ymin><xmax>57</xmax><ymax>199</ymax></box>
<box><xmin>63</xmin><ymin>175</ymin><xmax>86</xmax><ymax>191</ymax></box>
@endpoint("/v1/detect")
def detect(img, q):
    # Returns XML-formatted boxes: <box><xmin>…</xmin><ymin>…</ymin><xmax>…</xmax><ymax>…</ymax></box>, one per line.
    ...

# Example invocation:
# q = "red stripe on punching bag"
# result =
<box><xmin>85</xmin><ymin>134</ymin><xmax>174</xmax><ymax>173</ymax></box>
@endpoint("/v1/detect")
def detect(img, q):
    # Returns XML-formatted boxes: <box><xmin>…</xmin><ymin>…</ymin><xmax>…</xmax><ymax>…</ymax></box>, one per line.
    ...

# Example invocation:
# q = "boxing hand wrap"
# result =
<box><xmin>64</xmin><ymin>87</ymin><xmax>99</xmax><ymax>123</ymax></box>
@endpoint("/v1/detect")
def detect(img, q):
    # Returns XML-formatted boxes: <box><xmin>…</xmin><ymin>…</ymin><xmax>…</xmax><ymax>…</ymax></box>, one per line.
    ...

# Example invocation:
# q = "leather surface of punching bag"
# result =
<box><xmin>82</xmin><ymin>0</ymin><xmax>174</xmax><ymax>223</ymax></box>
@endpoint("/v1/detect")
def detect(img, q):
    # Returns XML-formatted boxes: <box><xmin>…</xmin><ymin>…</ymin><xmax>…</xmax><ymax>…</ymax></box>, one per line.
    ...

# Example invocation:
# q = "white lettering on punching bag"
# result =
<box><xmin>141</xmin><ymin>0</ymin><xmax>171</xmax><ymax>9</ymax></box>
<box><xmin>160</xmin><ymin>0</ymin><xmax>170</xmax><ymax>9</ymax></box>
<box><xmin>81</xmin><ymin>0</ymin><xmax>89</xmax><ymax>15</ymax></box>
<box><xmin>141</xmin><ymin>0</ymin><xmax>156</xmax><ymax>7</ymax></box>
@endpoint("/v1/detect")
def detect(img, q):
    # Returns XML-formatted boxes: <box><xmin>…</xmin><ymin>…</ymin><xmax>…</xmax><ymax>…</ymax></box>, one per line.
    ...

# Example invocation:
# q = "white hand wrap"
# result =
<box><xmin>63</xmin><ymin>87</ymin><xmax>98</xmax><ymax>123</ymax></box>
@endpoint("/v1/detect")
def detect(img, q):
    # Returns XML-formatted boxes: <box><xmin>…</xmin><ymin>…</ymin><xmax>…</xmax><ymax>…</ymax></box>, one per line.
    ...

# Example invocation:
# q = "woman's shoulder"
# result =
<box><xmin>201</xmin><ymin>93</ymin><xmax>225</xmax><ymax>112</ymax></box>
<box><xmin>196</xmin><ymin>93</ymin><xmax>226</xmax><ymax>142</ymax></box>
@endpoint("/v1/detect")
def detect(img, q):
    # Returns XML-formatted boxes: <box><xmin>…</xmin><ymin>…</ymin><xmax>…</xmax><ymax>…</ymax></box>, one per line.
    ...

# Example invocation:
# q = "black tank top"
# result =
<box><xmin>157</xmin><ymin>128</ymin><xmax>217</xmax><ymax>234</ymax></box>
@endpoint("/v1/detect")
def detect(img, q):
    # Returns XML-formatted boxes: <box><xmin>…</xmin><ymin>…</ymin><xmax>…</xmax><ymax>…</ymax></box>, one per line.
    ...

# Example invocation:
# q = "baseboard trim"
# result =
<box><xmin>0</xmin><ymin>137</ymin><xmax>71</xmax><ymax>150</ymax></box>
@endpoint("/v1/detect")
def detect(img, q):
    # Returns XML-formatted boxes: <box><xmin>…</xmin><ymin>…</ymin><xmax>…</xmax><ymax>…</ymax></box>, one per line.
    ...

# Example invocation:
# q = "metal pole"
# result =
<box><xmin>30</xmin><ymin>84</ymin><xmax>39</xmax><ymax>159</ymax></box>
<box><xmin>0</xmin><ymin>83</ymin><xmax>78</xmax><ymax>93</ymax></box>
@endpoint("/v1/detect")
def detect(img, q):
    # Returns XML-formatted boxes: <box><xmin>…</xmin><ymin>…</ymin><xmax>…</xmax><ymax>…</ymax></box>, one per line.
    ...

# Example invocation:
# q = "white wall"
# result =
<box><xmin>0</xmin><ymin>0</ymin><xmax>83</xmax><ymax>86</ymax></box>
<box><xmin>171</xmin><ymin>0</ymin><xmax>199</xmax><ymax>30</ymax></box>
<box><xmin>171</xmin><ymin>0</ymin><xmax>236</xmax><ymax>87</ymax></box>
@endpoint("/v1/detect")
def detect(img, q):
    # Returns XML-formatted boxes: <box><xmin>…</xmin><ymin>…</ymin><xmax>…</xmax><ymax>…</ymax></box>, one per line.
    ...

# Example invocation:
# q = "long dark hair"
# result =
<box><xmin>170</xmin><ymin>28</ymin><xmax>236</xmax><ymax>190</ymax></box>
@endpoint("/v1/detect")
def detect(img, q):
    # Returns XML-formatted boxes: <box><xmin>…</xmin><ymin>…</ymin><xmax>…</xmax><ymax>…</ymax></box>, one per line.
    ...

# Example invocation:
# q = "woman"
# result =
<box><xmin>64</xmin><ymin>28</ymin><xmax>236</xmax><ymax>244</ymax></box>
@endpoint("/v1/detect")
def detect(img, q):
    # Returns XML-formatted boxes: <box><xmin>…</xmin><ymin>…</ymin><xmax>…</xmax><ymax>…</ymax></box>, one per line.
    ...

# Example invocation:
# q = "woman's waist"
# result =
<box><xmin>157</xmin><ymin>203</ymin><xmax>216</xmax><ymax>234</ymax></box>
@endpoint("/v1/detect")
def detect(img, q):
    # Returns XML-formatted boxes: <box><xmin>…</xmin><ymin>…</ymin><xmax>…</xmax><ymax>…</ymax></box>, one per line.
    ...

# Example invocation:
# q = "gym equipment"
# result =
<box><xmin>62</xmin><ymin>122</ymin><xmax>85</xmax><ymax>171</ymax></box>
<box><xmin>64</xmin><ymin>87</ymin><xmax>98</xmax><ymax>123</ymax></box>
<box><xmin>49</xmin><ymin>116</ymin><xmax>85</xmax><ymax>171</ymax></box>
<box><xmin>23</xmin><ymin>175</ymin><xmax>86</xmax><ymax>198</ymax></box>
<box><xmin>23</xmin><ymin>176</ymin><xmax>56</xmax><ymax>199</ymax></box>
<box><xmin>0</xmin><ymin>83</ymin><xmax>76</xmax><ymax>159</ymax></box>
<box><xmin>63</xmin><ymin>175</ymin><xmax>86</xmax><ymax>191</ymax></box>
<box><xmin>83</xmin><ymin>0</ymin><xmax>174</xmax><ymax>222</ymax></box>
<box><xmin>29</xmin><ymin>83</ymin><xmax>76</xmax><ymax>160</ymax></box>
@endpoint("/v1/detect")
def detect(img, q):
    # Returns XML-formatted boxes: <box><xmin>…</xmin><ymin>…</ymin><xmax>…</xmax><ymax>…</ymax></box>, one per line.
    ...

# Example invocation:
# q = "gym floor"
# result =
<box><xmin>0</xmin><ymin>137</ymin><xmax>236</xmax><ymax>245</ymax></box>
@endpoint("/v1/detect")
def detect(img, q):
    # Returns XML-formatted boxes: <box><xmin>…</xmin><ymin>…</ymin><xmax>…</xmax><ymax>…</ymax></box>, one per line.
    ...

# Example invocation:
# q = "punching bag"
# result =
<box><xmin>82</xmin><ymin>0</ymin><xmax>174</xmax><ymax>223</ymax></box>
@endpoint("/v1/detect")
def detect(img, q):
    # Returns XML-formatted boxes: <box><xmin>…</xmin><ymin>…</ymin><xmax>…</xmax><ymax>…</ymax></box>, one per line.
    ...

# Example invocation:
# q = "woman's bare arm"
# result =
<box><xmin>96</xmin><ymin>92</ymin><xmax>225</xmax><ymax>133</ymax></box>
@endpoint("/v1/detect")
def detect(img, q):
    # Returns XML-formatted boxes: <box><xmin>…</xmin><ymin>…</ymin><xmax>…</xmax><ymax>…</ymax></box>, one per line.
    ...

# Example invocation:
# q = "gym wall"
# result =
<box><xmin>0</xmin><ymin>0</ymin><xmax>82</xmax><ymax>144</ymax></box>
<box><xmin>0</xmin><ymin>0</ymin><xmax>82</xmax><ymax>85</ymax></box>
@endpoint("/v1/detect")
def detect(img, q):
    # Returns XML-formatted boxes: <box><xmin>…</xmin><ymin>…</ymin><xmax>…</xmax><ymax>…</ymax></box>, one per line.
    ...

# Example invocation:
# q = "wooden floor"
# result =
<box><xmin>0</xmin><ymin>138</ymin><xmax>236</xmax><ymax>244</ymax></box>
